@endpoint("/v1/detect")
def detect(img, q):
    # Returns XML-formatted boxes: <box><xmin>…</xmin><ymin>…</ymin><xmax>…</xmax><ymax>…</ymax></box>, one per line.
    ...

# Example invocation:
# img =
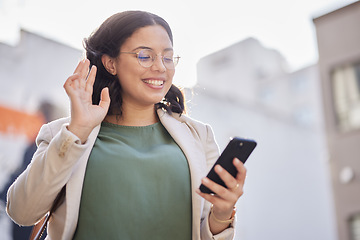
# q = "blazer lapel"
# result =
<box><xmin>158</xmin><ymin>109</ymin><xmax>207</xmax><ymax>239</ymax></box>
<box><xmin>62</xmin><ymin>124</ymin><xmax>101</xmax><ymax>240</ymax></box>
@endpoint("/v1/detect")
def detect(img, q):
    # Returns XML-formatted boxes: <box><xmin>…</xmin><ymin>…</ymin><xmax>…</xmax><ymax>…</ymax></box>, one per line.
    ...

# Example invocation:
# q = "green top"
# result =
<box><xmin>72</xmin><ymin>122</ymin><xmax>192</xmax><ymax>240</ymax></box>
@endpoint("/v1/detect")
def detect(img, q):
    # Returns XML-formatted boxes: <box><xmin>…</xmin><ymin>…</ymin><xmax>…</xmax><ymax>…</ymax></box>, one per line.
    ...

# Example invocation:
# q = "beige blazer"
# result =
<box><xmin>7</xmin><ymin>109</ymin><xmax>235</xmax><ymax>240</ymax></box>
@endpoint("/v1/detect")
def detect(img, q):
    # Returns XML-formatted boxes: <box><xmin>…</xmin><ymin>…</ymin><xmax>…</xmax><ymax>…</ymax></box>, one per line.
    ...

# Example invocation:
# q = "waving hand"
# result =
<box><xmin>63</xmin><ymin>59</ymin><xmax>110</xmax><ymax>143</ymax></box>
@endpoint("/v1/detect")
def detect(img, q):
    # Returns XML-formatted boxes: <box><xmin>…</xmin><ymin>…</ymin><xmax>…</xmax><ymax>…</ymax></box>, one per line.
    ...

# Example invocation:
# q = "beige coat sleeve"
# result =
<box><xmin>6</xmin><ymin>119</ymin><xmax>90</xmax><ymax>226</ymax></box>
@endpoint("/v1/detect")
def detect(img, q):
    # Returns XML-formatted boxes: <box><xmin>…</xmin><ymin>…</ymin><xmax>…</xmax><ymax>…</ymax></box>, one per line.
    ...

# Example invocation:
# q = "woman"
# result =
<box><xmin>6</xmin><ymin>11</ymin><xmax>246</xmax><ymax>240</ymax></box>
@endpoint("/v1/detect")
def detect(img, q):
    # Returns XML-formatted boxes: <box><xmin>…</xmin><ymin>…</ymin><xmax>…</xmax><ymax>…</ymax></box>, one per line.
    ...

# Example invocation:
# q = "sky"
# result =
<box><xmin>0</xmin><ymin>0</ymin><xmax>358</xmax><ymax>87</ymax></box>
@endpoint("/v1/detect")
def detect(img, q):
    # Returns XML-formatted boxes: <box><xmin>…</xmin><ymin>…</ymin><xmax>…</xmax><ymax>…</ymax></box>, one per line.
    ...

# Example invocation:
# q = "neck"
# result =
<box><xmin>104</xmin><ymin>104</ymin><xmax>159</xmax><ymax>126</ymax></box>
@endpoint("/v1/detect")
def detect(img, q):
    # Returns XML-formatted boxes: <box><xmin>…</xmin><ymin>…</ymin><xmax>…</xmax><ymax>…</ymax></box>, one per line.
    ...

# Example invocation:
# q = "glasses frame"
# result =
<box><xmin>120</xmin><ymin>49</ymin><xmax>180</xmax><ymax>69</ymax></box>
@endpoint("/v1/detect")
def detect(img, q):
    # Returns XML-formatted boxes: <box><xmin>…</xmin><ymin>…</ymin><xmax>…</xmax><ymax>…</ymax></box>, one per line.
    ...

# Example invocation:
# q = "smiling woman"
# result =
<box><xmin>99</xmin><ymin>24</ymin><xmax>178</xmax><ymax>123</ymax></box>
<box><xmin>83</xmin><ymin>12</ymin><xmax>184</xmax><ymax>121</ymax></box>
<box><xmin>6</xmin><ymin>10</ymin><xmax>247</xmax><ymax>240</ymax></box>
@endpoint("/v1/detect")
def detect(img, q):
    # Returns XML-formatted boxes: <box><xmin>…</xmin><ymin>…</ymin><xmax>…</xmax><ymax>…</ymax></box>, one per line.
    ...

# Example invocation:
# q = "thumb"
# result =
<box><xmin>99</xmin><ymin>87</ymin><xmax>111</xmax><ymax>110</ymax></box>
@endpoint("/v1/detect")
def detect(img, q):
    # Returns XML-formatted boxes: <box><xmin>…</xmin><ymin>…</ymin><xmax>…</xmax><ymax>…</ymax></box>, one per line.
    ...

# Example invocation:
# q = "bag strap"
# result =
<box><xmin>29</xmin><ymin>214</ymin><xmax>49</xmax><ymax>240</ymax></box>
<box><xmin>29</xmin><ymin>186</ymin><xmax>66</xmax><ymax>240</ymax></box>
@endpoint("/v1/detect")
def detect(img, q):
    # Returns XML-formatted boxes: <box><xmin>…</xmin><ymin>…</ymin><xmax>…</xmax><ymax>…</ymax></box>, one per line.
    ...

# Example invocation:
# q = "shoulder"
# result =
<box><xmin>158</xmin><ymin>109</ymin><xmax>215</xmax><ymax>142</ymax></box>
<box><xmin>176</xmin><ymin>113</ymin><xmax>210</xmax><ymax>132</ymax></box>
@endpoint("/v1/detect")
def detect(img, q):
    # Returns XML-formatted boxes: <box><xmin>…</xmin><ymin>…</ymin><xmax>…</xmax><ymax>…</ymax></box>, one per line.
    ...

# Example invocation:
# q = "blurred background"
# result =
<box><xmin>0</xmin><ymin>0</ymin><xmax>359</xmax><ymax>240</ymax></box>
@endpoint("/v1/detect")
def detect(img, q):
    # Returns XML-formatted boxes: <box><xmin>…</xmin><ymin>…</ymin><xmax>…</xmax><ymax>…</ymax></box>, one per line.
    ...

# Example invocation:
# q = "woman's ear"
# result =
<box><xmin>101</xmin><ymin>55</ymin><xmax>116</xmax><ymax>75</ymax></box>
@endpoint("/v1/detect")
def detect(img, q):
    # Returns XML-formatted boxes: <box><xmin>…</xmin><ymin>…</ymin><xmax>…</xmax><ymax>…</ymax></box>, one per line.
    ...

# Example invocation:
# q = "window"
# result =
<box><xmin>350</xmin><ymin>213</ymin><xmax>360</xmax><ymax>240</ymax></box>
<box><xmin>332</xmin><ymin>61</ymin><xmax>360</xmax><ymax>132</ymax></box>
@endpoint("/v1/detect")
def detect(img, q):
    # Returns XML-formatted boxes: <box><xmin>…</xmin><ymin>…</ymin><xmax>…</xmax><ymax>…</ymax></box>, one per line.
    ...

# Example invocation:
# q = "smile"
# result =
<box><xmin>142</xmin><ymin>79</ymin><xmax>164</xmax><ymax>86</ymax></box>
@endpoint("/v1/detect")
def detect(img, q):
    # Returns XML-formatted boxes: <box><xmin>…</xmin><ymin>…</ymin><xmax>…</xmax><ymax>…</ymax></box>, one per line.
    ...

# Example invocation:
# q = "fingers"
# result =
<box><xmin>196</xmin><ymin>188</ymin><xmax>225</xmax><ymax>207</ymax></box>
<box><xmin>233</xmin><ymin>158</ymin><xmax>247</xmax><ymax>186</ymax></box>
<box><xmin>64</xmin><ymin>59</ymin><xmax>95</xmax><ymax>95</ymax></box>
<box><xmin>72</xmin><ymin>58</ymin><xmax>85</xmax><ymax>74</ymax></box>
<box><xmin>85</xmin><ymin>65</ymin><xmax>97</xmax><ymax>95</ymax></box>
<box><xmin>217</xmin><ymin>158</ymin><xmax>247</xmax><ymax>191</ymax></box>
<box><xmin>215</xmin><ymin>164</ymin><xmax>238</xmax><ymax>190</ymax></box>
<box><xmin>199</xmin><ymin>177</ymin><xmax>238</xmax><ymax>204</ymax></box>
<box><xmin>79</xmin><ymin>59</ymin><xmax>90</xmax><ymax>78</ymax></box>
<box><xmin>197</xmin><ymin>158</ymin><xmax>247</xmax><ymax>203</ymax></box>
<box><xmin>69</xmin><ymin>59</ymin><xmax>91</xmax><ymax>89</ymax></box>
<box><xmin>63</xmin><ymin>74</ymin><xmax>79</xmax><ymax>97</ymax></box>
<box><xmin>78</xmin><ymin>59</ymin><xmax>90</xmax><ymax>89</ymax></box>
<box><xmin>99</xmin><ymin>87</ymin><xmax>111</xmax><ymax>110</ymax></box>
<box><xmin>73</xmin><ymin>58</ymin><xmax>89</xmax><ymax>77</ymax></box>
<box><xmin>211</xmin><ymin>159</ymin><xmax>246</xmax><ymax>195</ymax></box>
<box><xmin>196</xmin><ymin>179</ymin><xmax>237</xmax><ymax>214</ymax></box>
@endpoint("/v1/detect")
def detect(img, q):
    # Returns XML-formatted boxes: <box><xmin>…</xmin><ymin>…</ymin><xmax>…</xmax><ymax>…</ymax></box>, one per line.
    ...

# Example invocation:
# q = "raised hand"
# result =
<box><xmin>64</xmin><ymin>59</ymin><xmax>110</xmax><ymax>143</ymax></box>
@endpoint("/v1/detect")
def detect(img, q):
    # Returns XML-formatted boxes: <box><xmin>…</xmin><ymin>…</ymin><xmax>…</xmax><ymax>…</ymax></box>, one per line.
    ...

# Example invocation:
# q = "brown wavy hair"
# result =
<box><xmin>83</xmin><ymin>11</ymin><xmax>184</xmax><ymax>117</ymax></box>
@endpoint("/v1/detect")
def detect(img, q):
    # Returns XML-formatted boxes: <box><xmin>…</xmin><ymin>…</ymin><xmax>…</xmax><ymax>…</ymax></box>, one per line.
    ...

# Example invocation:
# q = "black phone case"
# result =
<box><xmin>199</xmin><ymin>137</ymin><xmax>257</xmax><ymax>194</ymax></box>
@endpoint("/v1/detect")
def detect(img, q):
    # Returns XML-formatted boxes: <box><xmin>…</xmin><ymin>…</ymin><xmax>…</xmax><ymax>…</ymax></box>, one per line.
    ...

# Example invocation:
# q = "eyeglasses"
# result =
<box><xmin>120</xmin><ymin>49</ymin><xmax>180</xmax><ymax>70</ymax></box>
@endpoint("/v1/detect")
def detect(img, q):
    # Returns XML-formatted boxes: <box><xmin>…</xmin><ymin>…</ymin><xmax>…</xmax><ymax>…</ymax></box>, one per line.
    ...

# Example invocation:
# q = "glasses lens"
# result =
<box><xmin>172</xmin><ymin>56</ymin><xmax>180</xmax><ymax>68</ymax></box>
<box><xmin>163</xmin><ymin>55</ymin><xmax>174</xmax><ymax>69</ymax></box>
<box><xmin>163</xmin><ymin>54</ymin><xmax>180</xmax><ymax>69</ymax></box>
<box><xmin>137</xmin><ymin>50</ymin><xmax>180</xmax><ymax>69</ymax></box>
<box><xmin>137</xmin><ymin>50</ymin><xmax>154</xmax><ymax>67</ymax></box>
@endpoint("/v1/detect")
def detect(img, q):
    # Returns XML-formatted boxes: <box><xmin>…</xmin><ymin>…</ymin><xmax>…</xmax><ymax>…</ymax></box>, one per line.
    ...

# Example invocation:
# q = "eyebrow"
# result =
<box><xmin>132</xmin><ymin>46</ymin><xmax>174</xmax><ymax>52</ymax></box>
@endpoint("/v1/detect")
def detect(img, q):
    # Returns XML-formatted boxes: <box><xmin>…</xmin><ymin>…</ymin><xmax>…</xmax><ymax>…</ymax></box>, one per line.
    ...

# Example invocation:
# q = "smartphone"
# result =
<box><xmin>199</xmin><ymin>137</ymin><xmax>257</xmax><ymax>194</ymax></box>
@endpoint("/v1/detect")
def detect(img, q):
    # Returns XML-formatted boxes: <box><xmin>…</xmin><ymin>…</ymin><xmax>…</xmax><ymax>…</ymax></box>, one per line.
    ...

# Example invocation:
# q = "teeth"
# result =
<box><xmin>144</xmin><ymin>80</ymin><xmax>164</xmax><ymax>86</ymax></box>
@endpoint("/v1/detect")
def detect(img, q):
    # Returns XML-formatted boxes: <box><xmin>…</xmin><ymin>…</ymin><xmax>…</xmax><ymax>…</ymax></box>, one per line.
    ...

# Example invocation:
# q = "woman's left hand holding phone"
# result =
<box><xmin>196</xmin><ymin>158</ymin><xmax>246</xmax><ymax>234</ymax></box>
<box><xmin>63</xmin><ymin>59</ymin><xmax>111</xmax><ymax>144</ymax></box>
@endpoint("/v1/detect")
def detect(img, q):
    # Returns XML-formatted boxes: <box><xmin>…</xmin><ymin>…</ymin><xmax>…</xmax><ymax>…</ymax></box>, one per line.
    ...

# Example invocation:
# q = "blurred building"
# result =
<box><xmin>0</xmin><ymin>29</ymin><xmax>82</xmax><ymax>112</ymax></box>
<box><xmin>0</xmin><ymin>29</ymin><xmax>82</xmax><ymax>239</ymax></box>
<box><xmin>313</xmin><ymin>2</ymin><xmax>360</xmax><ymax>240</ymax></box>
<box><xmin>186</xmin><ymin>38</ymin><xmax>336</xmax><ymax>239</ymax></box>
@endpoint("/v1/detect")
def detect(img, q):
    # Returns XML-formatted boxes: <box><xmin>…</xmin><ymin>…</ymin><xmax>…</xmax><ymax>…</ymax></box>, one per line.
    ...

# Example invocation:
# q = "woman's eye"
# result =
<box><xmin>163</xmin><ymin>57</ymin><xmax>173</xmax><ymax>63</ymax></box>
<box><xmin>138</xmin><ymin>50</ymin><xmax>153</xmax><ymax>61</ymax></box>
<box><xmin>138</xmin><ymin>55</ymin><xmax>151</xmax><ymax>60</ymax></box>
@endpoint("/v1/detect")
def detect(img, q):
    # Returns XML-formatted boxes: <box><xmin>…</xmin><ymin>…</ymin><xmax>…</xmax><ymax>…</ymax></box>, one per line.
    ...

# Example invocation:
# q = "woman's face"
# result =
<box><xmin>113</xmin><ymin>25</ymin><xmax>175</xmax><ymax>108</ymax></box>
